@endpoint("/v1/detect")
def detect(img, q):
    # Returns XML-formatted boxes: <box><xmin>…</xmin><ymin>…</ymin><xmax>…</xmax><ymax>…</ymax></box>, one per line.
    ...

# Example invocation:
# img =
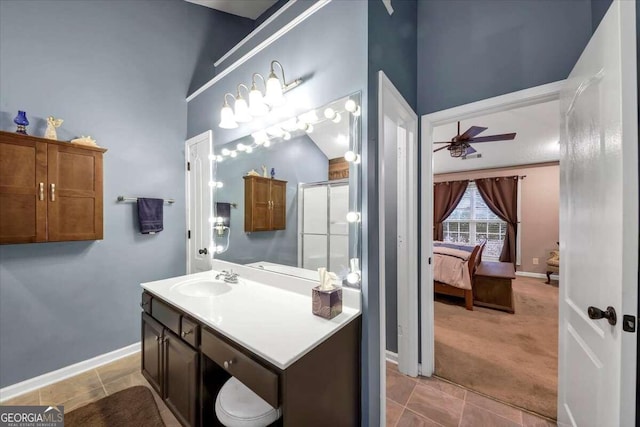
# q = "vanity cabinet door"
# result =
<box><xmin>164</xmin><ymin>331</ymin><xmax>199</xmax><ymax>427</ymax></box>
<box><xmin>141</xmin><ymin>313</ymin><xmax>163</xmax><ymax>395</ymax></box>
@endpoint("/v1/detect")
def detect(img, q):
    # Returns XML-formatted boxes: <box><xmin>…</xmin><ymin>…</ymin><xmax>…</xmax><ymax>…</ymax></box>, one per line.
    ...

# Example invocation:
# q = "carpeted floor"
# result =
<box><xmin>434</xmin><ymin>276</ymin><xmax>558</xmax><ymax>420</ymax></box>
<box><xmin>65</xmin><ymin>386</ymin><xmax>165</xmax><ymax>427</ymax></box>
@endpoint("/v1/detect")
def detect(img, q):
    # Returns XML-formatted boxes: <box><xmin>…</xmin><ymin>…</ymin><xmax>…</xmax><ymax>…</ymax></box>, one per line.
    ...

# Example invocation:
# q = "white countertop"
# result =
<box><xmin>141</xmin><ymin>260</ymin><xmax>361</xmax><ymax>370</ymax></box>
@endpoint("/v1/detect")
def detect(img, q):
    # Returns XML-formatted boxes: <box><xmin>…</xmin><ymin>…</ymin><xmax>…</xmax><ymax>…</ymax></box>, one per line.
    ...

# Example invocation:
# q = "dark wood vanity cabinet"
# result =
<box><xmin>142</xmin><ymin>309</ymin><xmax>199</xmax><ymax>427</ymax></box>
<box><xmin>243</xmin><ymin>176</ymin><xmax>287</xmax><ymax>232</ymax></box>
<box><xmin>0</xmin><ymin>131</ymin><xmax>106</xmax><ymax>244</ymax></box>
<box><xmin>141</xmin><ymin>291</ymin><xmax>361</xmax><ymax>427</ymax></box>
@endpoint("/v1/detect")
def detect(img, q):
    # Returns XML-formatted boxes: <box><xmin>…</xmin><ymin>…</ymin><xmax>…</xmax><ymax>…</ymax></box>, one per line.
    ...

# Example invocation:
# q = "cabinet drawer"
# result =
<box><xmin>180</xmin><ymin>316</ymin><xmax>199</xmax><ymax>348</ymax></box>
<box><xmin>201</xmin><ymin>328</ymin><xmax>279</xmax><ymax>408</ymax></box>
<box><xmin>140</xmin><ymin>292</ymin><xmax>152</xmax><ymax>315</ymax></box>
<box><xmin>151</xmin><ymin>298</ymin><xmax>180</xmax><ymax>336</ymax></box>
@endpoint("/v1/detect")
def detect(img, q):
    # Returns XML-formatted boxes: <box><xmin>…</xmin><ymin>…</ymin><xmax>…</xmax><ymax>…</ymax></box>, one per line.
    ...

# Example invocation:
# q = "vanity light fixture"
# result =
<box><xmin>264</xmin><ymin>60</ymin><xmax>302</xmax><ymax>107</ymax></box>
<box><xmin>346</xmin><ymin>258</ymin><xmax>361</xmax><ymax>285</ymax></box>
<box><xmin>218</xmin><ymin>60</ymin><xmax>303</xmax><ymax>130</ymax></box>
<box><xmin>234</xmin><ymin>84</ymin><xmax>252</xmax><ymax>123</ymax></box>
<box><xmin>344</xmin><ymin>150</ymin><xmax>361</xmax><ymax>164</ymax></box>
<box><xmin>219</xmin><ymin>93</ymin><xmax>238</xmax><ymax>129</ymax></box>
<box><xmin>345</xmin><ymin>99</ymin><xmax>361</xmax><ymax>116</ymax></box>
<box><xmin>249</xmin><ymin>73</ymin><xmax>269</xmax><ymax>117</ymax></box>
<box><xmin>346</xmin><ymin>212</ymin><xmax>361</xmax><ymax>223</ymax></box>
<box><xmin>324</xmin><ymin>107</ymin><xmax>342</xmax><ymax>123</ymax></box>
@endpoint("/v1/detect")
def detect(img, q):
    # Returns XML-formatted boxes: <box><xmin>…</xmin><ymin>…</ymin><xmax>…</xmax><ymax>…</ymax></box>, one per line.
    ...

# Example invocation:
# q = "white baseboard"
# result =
<box><xmin>385</xmin><ymin>350</ymin><xmax>398</xmax><ymax>364</ymax></box>
<box><xmin>516</xmin><ymin>271</ymin><xmax>559</xmax><ymax>281</ymax></box>
<box><xmin>0</xmin><ymin>342</ymin><xmax>140</xmax><ymax>403</ymax></box>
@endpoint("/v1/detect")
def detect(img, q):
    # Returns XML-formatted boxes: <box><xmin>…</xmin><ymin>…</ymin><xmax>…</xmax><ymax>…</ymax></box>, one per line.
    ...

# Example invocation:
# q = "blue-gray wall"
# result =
<box><xmin>0</xmin><ymin>0</ymin><xmax>250</xmax><ymax>388</ymax></box>
<box><xmin>185</xmin><ymin>1</ymin><xmax>375</xmax><ymax>423</ymax></box>
<box><xmin>367</xmin><ymin>0</ymin><xmax>418</xmax><ymax>355</ymax></box>
<box><xmin>214</xmin><ymin>134</ymin><xmax>328</xmax><ymax>266</ymax></box>
<box><xmin>417</xmin><ymin>0</ymin><xmax>593</xmax><ymax>115</ymax></box>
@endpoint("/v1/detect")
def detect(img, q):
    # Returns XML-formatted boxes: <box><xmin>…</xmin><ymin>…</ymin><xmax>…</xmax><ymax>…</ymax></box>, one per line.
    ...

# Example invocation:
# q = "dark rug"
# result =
<box><xmin>435</xmin><ymin>276</ymin><xmax>558</xmax><ymax>419</ymax></box>
<box><xmin>65</xmin><ymin>386</ymin><xmax>165</xmax><ymax>427</ymax></box>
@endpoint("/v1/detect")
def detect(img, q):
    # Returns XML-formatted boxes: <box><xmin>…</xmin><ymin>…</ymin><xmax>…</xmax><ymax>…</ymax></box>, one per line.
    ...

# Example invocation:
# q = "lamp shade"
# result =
<box><xmin>219</xmin><ymin>104</ymin><xmax>238</xmax><ymax>129</ymax></box>
<box><xmin>234</xmin><ymin>97</ymin><xmax>252</xmax><ymax>123</ymax></box>
<box><xmin>264</xmin><ymin>72</ymin><xmax>284</xmax><ymax>107</ymax></box>
<box><xmin>249</xmin><ymin>88</ymin><xmax>269</xmax><ymax>116</ymax></box>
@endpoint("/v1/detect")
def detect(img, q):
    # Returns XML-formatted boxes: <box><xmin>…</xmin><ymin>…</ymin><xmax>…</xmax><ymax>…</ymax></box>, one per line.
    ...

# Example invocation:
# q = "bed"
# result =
<box><xmin>433</xmin><ymin>240</ymin><xmax>486</xmax><ymax>310</ymax></box>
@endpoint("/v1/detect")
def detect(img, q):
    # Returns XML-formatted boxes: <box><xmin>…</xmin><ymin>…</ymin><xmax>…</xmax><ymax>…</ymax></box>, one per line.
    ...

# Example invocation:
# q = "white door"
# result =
<box><xmin>186</xmin><ymin>131</ymin><xmax>213</xmax><ymax>274</ymax></box>
<box><xmin>558</xmin><ymin>1</ymin><xmax>637</xmax><ymax>426</ymax></box>
<box><xmin>378</xmin><ymin>70</ymin><xmax>419</xmax><ymax>424</ymax></box>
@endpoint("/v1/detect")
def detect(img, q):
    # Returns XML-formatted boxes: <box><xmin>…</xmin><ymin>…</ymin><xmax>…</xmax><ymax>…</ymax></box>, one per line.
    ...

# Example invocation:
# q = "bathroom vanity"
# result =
<box><xmin>140</xmin><ymin>261</ymin><xmax>361</xmax><ymax>427</ymax></box>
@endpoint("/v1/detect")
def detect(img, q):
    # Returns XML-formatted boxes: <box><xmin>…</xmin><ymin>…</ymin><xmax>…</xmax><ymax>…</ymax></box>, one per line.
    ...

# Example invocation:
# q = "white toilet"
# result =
<box><xmin>215</xmin><ymin>377</ymin><xmax>282</xmax><ymax>427</ymax></box>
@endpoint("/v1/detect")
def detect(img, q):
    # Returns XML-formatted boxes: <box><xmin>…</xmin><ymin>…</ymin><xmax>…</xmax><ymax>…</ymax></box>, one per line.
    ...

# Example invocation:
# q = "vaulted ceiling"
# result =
<box><xmin>184</xmin><ymin>0</ymin><xmax>278</xmax><ymax>19</ymax></box>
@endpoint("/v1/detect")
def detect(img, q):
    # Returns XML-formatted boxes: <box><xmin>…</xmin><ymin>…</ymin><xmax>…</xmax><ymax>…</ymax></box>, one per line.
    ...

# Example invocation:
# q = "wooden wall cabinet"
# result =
<box><xmin>243</xmin><ymin>176</ymin><xmax>287</xmax><ymax>232</ymax></box>
<box><xmin>0</xmin><ymin>131</ymin><xmax>106</xmax><ymax>244</ymax></box>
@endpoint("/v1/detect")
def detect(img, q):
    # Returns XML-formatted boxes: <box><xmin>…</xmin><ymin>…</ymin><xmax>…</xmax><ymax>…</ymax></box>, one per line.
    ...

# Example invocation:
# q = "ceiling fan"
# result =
<box><xmin>433</xmin><ymin>121</ymin><xmax>516</xmax><ymax>158</ymax></box>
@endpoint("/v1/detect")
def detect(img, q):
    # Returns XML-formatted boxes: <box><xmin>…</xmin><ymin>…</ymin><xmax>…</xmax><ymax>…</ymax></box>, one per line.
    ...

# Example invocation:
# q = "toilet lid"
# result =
<box><xmin>215</xmin><ymin>377</ymin><xmax>281</xmax><ymax>427</ymax></box>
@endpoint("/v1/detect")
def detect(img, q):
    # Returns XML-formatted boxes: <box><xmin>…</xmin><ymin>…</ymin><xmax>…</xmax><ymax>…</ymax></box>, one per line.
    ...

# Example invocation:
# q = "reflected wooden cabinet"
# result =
<box><xmin>243</xmin><ymin>176</ymin><xmax>287</xmax><ymax>232</ymax></box>
<box><xmin>0</xmin><ymin>131</ymin><xmax>106</xmax><ymax>244</ymax></box>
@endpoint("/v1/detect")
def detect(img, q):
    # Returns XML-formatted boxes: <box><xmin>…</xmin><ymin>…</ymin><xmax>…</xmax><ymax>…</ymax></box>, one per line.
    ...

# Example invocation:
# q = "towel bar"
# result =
<box><xmin>117</xmin><ymin>196</ymin><xmax>175</xmax><ymax>204</ymax></box>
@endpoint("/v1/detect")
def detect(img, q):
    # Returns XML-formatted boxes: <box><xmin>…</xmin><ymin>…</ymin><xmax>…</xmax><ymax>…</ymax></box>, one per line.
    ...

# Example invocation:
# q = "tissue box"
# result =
<box><xmin>312</xmin><ymin>286</ymin><xmax>343</xmax><ymax>319</ymax></box>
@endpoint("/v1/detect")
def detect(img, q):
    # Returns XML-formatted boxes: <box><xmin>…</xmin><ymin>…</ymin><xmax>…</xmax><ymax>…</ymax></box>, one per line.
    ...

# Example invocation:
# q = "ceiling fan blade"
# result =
<box><xmin>465</xmin><ymin>146</ymin><xmax>477</xmax><ymax>155</ymax></box>
<box><xmin>433</xmin><ymin>145</ymin><xmax>450</xmax><ymax>153</ymax></box>
<box><xmin>458</xmin><ymin>126</ymin><xmax>488</xmax><ymax>140</ymax></box>
<box><xmin>467</xmin><ymin>133</ymin><xmax>517</xmax><ymax>143</ymax></box>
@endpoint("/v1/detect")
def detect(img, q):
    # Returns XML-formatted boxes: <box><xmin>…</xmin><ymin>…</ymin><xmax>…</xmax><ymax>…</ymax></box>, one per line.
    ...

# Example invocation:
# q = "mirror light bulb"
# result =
<box><xmin>246</xmin><ymin>146</ymin><xmax>253</xmax><ymax>153</ymax></box>
<box><xmin>237</xmin><ymin>143</ymin><xmax>246</xmax><ymax>151</ymax></box>
<box><xmin>346</xmin><ymin>212</ymin><xmax>361</xmax><ymax>223</ymax></box>
<box><xmin>216</xmin><ymin>245</ymin><xmax>224</xmax><ymax>253</ymax></box>
<box><xmin>346</xmin><ymin>272</ymin><xmax>360</xmax><ymax>285</ymax></box>
<box><xmin>324</xmin><ymin>108</ymin><xmax>335</xmax><ymax>119</ymax></box>
<box><xmin>264</xmin><ymin>140</ymin><xmax>271</xmax><ymax>147</ymax></box>
<box><xmin>208</xmin><ymin>181</ymin><xmax>215</xmax><ymax>188</ymax></box>
<box><xmin>216</xmin><ymin>217</ymin><xmax>224</xmax><ymax>223</ymax></box>
<box><xmin>344</xmin><ymin>151</ymin><xmax>360</xmax><ymax>163</ymax></box>
<box><xmin>283</xmin><ymin>132</ymin><xmax>291</xmax><ymax>141</ymax></box>
<box><xmin>216</xmin><ymin>182</ymin><xmax>223</xmax><ymax>188</ymax></box>
<box><xmin>208</xmin><ymin>154</ymin><xmax>215</xmax><ymax>161</ymax></box>
<box><xmin>345</xmin><ymin>99</ymin><xmax>357</xmax><ymax>113</ymax></box>
<box><xmin>230</xmin><ymin>151</ymin><xmax>237</xmax><ymax>158</ymax></box>
<box><xmin>221</xmin><ymin>148</ymin><xmax>230</xmax><ymax>156</ymax></box>
<box><xmin>216</xmin><ymin>155</ymin><xmax>224</xmax><ymax>162</ymax></box>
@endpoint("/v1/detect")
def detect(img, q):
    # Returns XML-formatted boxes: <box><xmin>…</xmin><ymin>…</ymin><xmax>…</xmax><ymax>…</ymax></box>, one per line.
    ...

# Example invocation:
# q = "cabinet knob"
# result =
<box><xmin>181</xmin><ymin>329</ymin><xmax>193</xmax><ymax>337</ymax></box>
<box><xmin>154</xmin><ymin>336</ymin><xmax>159</xmax><ymax>341</ymax></box>
<box><xmin>140</xmin><ymin>301</ymin><xmax>148</xmax><ymax>308</ymax></box>
<box><xmin>223</xmin><ymin>359</ymin><xmax>234</xmax><ymax>369</ymax></box>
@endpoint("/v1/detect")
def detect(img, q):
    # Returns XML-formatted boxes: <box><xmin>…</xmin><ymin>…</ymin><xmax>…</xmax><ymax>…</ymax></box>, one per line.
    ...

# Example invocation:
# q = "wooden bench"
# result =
<box><xmin>473</xmin><ymin>261</ymin><xmax>516</xmax><ymax>313</ymax></box>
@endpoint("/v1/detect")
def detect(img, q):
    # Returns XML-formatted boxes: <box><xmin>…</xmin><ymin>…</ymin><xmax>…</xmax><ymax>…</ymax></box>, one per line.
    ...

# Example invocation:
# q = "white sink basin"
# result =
<box><xmin>171</xmin><ymin>279</ymin><xmax>232</xmax><ymax>297</ymax></box>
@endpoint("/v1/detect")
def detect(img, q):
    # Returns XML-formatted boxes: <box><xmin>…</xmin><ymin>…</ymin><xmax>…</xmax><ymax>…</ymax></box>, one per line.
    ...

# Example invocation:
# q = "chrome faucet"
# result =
<box><xmin>216</xmin><ymin>269</ymin><xmax>239</xmax><ymax>284</ymax></box>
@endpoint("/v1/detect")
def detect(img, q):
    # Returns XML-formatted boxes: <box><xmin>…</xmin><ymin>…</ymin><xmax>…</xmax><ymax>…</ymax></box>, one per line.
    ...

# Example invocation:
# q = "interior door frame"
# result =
<box><xmin>419</xmin><ymin>81</ymin><xmax>564</xmax><ymax>376</ymax></box>
<box><xmin>378</xmin><ymin>70</ymin><xmax>419</xmax><ymax>424</ymax></box>
<box><xmin>185</xmin><ymin>130</ymin><xmax>213</xmax><ymax>274</ymax></box>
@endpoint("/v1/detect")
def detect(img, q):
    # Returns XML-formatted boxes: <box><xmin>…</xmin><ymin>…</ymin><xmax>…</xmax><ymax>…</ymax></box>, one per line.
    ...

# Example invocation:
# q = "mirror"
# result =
<box><xmin>211</xmin><ymin>93</ymin><xmax>362</xmax><ymax>286</ymax></box>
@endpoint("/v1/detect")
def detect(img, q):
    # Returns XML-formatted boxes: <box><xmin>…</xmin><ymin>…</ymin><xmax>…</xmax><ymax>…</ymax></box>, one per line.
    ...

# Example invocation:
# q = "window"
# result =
<box><xmin>443</xmin><ymin>183</ymin><xmax>507</xmax><ymax>261</ymax></box>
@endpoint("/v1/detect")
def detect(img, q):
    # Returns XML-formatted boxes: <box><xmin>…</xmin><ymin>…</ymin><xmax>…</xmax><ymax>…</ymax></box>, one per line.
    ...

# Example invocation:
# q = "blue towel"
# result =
<box><xmin>216</xmin><ymin>202</ymin><xmax>231</xmax><ymax>227</ymax></box>
<box><xmin>137</xmin><ymin>198</ymin><xmax>164</xmax><ymax>234</ymax></box>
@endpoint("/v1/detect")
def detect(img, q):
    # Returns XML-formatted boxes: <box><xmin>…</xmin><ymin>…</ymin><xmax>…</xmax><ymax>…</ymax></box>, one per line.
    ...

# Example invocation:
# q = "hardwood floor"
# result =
<box><xmin>386</xmin><ymin>362</ymin><xmax>556</xmax><ymax>427</ymax></box>
<box><xmin>0</xmin><ymin>353</ymin><xmax>180</xmax><ymax>427</ymax></box>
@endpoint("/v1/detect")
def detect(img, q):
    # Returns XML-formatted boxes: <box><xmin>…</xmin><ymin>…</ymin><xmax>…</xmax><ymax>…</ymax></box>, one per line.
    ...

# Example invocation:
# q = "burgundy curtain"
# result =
<box><xmin>433</xmin><ymin>181</ymin><xmax>469</xmax><ymax>241</ymax></box>
<box><xmin>475</xmin><ymin>176</ymin><xmax>518</xmax><ymax>264</ymax></box>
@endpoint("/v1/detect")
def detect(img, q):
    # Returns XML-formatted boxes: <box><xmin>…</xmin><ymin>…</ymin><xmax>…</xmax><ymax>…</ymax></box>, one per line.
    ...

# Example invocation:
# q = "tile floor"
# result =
<box><xmin>0</xmin><ymin>353</ymin><xmax>181</xmax><ymax>427</ymax></box>
<box><xmin>1</xmin><ymin>354</ymin><xmax>557</xmax><ymax>427</ymax></box>
<box><xmin>386</xmin><ymin>362</ymin><xmax>557</xmax><ymax>427</ymax></box>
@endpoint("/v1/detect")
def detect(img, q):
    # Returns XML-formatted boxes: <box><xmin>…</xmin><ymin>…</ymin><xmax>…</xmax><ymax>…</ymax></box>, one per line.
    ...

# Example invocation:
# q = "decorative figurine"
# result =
<box><xmin>270</xmin><ymin>167</ymin><xmax>275</xmax><ymax>179</ymax></box>
<box><xmin>246</xmin><ymin>169</ymin><xmax>260</xmax><ymax>176</ymax></box>
<box><xmin>262</xmin><ymin>165</ymin><xmax>268</xmax><ymax>177</ymax></box>
<box><xmin>44</xmin><ymin>116</ymin><xmax>64</xmax><ymax>140</ymax></box>
<box><xmin>70</xmin><ymin>135</ymin><xmax>99</xmax><ymax>148</ymax></box>
<box><xmin>13</xmin><ymin>111</ymin><xmax>29</xmax><ymax>134</ymax></box>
